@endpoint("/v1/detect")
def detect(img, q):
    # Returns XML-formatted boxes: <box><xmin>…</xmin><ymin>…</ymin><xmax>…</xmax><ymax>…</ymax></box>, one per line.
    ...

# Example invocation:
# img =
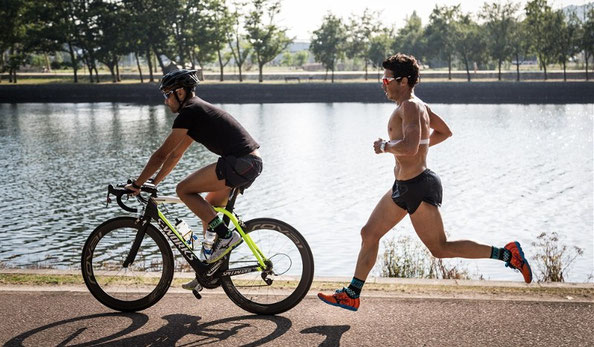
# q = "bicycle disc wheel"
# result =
<box><xmin>81</xmin><ymin>217</ymin><xmax>174</xmax><ymax>312</ymax></box>
<box><xmin>221</xmin><ymin>218</ymin><xmax>314</xmax><ymax>315</ymax></box>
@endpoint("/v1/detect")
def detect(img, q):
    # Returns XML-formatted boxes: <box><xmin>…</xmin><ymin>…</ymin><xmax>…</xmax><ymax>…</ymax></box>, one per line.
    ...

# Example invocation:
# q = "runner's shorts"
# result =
<box><xmin>216</xmin><ymin>154</ymin><xmax>263</xmax><ymax>191</ymax></box>
<box><xmin>391</xmin><ymin>169</ymin><xmax>442</xmax><ymax>214</ymax></box>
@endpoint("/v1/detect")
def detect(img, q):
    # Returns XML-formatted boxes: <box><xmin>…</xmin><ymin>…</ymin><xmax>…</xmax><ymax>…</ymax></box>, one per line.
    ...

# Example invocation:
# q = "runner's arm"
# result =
<box><xmin>152</xmin><ymin>135</ymin><xmax>193</xmax><ymax>185</ymax></box>
<box><xmin>381</xmin><ymin>101</ymin><xmax>421</xmax><ymax>156</ymax></box>
<box><xmin>133</xmin><ymin>129</ymin><xmax>189</xmax><ymax>186</ymax></box>
<box><xmin>426</xmin><ymin>105</ymin><xmax>452</xmax><ymax>147</ymax></box>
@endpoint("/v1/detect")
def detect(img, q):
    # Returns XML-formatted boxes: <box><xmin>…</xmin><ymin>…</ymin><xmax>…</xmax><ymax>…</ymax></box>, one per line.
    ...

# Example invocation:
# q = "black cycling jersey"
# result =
<box><xmin>172</xmin><ymin>96</ymin><xmax>259</xmax><ymax>156</ymax></box>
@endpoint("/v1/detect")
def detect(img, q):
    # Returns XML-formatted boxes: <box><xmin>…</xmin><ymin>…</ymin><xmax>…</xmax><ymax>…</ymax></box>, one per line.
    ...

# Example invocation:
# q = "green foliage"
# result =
<box><xmin>245</xmin><ymin>0</ymin><xmax>292</xmax><ymax>82</ymax></box>
<box><xmin>480</xmin><ymin>2</ymin><xmax>520</xmax><ymax>79</ymax></box>
<box><xmin>532</xmin><ymin>232</ymin><xmax>584</xmax><ymax>282</ymax></box>
<box><xmin>394</xmin><ymin>11</ymin><xmax>426</xmax><ymax>61</ymax></box>
<box><xmin>425</xmin><ymin>5</ymin><xmax>461</xmax><ymax>78</ymax></box>
<box><xmin>310</xmin><ymin>13</ymin><xmax>347</xmax><ymax>82</ymax></box>
<box><xmin>455</xmin><ymin>13</ymin><xmax>487</xmax><ymax>81</ymax></box>
<box><xmin>525</xmin><ymin>0</ymin><xmax>560</xmax><ymax>79</ymax></box>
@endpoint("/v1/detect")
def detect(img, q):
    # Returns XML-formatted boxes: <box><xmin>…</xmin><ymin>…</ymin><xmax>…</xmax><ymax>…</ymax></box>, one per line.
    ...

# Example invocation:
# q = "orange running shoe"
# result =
<box><xmin>504</xmin><ymin>241</ymin><xmax>533</xmax><ymax>283</ymax></box>
<box><xmin>318</xmin><ymin>288</ymin><xmax>360</xmax><ymax>311</ymax></box>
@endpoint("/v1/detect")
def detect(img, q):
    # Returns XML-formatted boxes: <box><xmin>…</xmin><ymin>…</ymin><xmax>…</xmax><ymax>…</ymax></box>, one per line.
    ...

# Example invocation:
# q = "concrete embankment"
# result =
<box><xmin>1</xmin><ymin>81</ymin><xmax>593</xmax><ymax>104</ymax></box>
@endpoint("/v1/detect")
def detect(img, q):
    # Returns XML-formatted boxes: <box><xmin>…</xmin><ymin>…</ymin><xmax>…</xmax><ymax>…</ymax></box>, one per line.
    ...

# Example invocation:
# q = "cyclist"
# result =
<box><xmin>318</xmin><ymin>53</ymin><xmax>532</xmax><ymax>312</ymax></box>
<box><xmin>125</xmin><ymin>69</ymin><xmax>262</xmax><ymax>289</ymax></box>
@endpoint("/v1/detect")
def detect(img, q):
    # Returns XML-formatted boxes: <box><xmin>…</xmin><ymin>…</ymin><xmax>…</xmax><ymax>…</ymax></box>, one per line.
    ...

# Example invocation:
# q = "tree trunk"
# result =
<box><xmin>94</xmin><ymin>65</ymin><xmax>99</xmax><ymax>83</ymax></box>
<box><xmin>68</xmin><ymin>42</ymin><xmax>78</xmax><ymax>83</ymax></box>
<box><xmin>116</xmin><ymin>59</ymin><xmax>121</xmax><ymax>82</ymax></box>
<box><xmin>515</xmin><ymin>53</ymin><xmax>520</xmax><ymax>82</ymax></box>
<box><xmin>146</xmin><ymin>49</ymin><xmax>153</xmax><ymax>82</ymax></box>
<box><xmin>331</xmin><ymin>65</ymin><xmax>335</xmax><ymax>83</ymax></box>
<box><xmin>543</xmin><ymin>64</ymin><xmax>547</xmax><ymax>81</ymax></box>
<box><xmin>447</xmin><ymin>56</ymin><xmax>452</xmax><ymax>80</ymax></box>
<box><xmin>563</xmin><ymin>61</ymin><xmax>566</xmax><ymax>81</ymax></box>
<box><xmin>238</xmin><ymin>63</ymin><xmax>243</xmax><ymax>82</ymax></box>
<box><xmin>325</xmin><ymin>68</ymin><xmax>328</xmax><ymax>81</ymax></box>
<box><xmin>217</xmin><ymin>50</ymin><xmax>224</xmax><ymax>82</ymax></box>
<box><xmin>498</xmin><ymin>60</ymin><xmax>502</xmax><ymax>81</ymax></box>
<box><xmin>12</xmin><ymin>69</ymin><xmax>17</xmax><ymax>83</ymax></box>
<box><xmin>155</xmin><ymin>49</ymin><xmax>166</xmax><ymax>73</ymax></box>
<box><xmin>258</xmin><ymin>57</ymin><xmax>264</xmax><ymax>82</ymax></box>
<box><xmin>87</xmin><ymin>62</ymin><xmax>94</xmax><ymax>83</ymax></box>
<box><xmin>44</xmin><ymin>53</ymin><xmax>51</xmax><ymax>72</ymax></box>
<box><xmin>464</xmin><ymin>57</ymin><xmax>471</xmax><ymax>82</ymax></box>
<box><xmin>135</xmin><ymin>52</ymin><xmax>144</xmax><ymax>83</ymax></box>
<box><xmin>108</xmin><ymin>65</ymin><xmax>116</xmax><ymax>83</ymax></box>
<box><xmin>586</xmin><ymin>52</ymin><xmax>589</xmax><ymax>81</ymax></box>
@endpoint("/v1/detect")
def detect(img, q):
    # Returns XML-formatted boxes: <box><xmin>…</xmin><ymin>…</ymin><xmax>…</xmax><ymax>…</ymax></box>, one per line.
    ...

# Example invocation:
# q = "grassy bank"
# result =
<box><xmin>2</xmin><ymin>272</ymin><xmax>592</xmax><ymax>302</ymax></box>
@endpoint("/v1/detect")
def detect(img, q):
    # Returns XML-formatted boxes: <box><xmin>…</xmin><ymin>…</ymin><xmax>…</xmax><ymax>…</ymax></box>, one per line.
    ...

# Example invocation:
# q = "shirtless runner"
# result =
<box><xmin>318</xmin><ymin>53</ymin><xmax>532</xmax><ymax>312</ymax></box>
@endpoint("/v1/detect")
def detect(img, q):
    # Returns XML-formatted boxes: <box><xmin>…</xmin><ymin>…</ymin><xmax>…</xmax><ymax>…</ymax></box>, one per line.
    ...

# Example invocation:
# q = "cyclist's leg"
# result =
<box><xmin>176</xmin><ymin>163</ymin><xmax>228</xmax><ymax>223</ymax></box>
<box><xmin>203</xmin><ymin>189</ymin><xmax>231</xmax><ymax>233</ymax></box>
<box><xmin>353</xmin><ymin>189</ymin><xmax>408</xmax><ymax>280</ymax></box>
<box><xmin>409</xmin><ymin>202</ymin><xmax>491</xmax><ymax>258</ymax></box>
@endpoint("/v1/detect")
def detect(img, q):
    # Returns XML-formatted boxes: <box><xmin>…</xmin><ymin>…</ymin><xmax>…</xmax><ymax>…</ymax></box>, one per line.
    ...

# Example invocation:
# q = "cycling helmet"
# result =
<box><xmin>159</xmin><ymin>69</ymin><xmax>199</xmax><ymax>91</ymax></box>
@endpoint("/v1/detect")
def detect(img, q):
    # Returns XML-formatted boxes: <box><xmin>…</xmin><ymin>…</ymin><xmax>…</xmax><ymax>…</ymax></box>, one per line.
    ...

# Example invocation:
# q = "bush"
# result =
<box><xmin>532</xmin><ymin>232</ymin><xmax>583</xmax><ymax>282</ymax></box>
<box><xmin>379</xmin><ymin>235</ymin><xmax>471</xmax><ymax>280</ymax></box>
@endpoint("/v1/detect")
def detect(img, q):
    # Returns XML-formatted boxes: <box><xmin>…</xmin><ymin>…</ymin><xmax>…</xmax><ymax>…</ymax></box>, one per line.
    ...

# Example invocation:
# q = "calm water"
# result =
<box><xmin>0</xmin><ymin>102</ymin><xmax>592</xmax><ymax>282</ymax></box>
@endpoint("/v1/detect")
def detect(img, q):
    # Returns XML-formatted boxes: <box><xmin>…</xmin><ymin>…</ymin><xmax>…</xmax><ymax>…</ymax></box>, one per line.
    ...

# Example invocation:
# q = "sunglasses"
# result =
<box><xmin>381</xmin><ymin>75</ymin><xmax>410</xmax><ymax>86</ymax></box>
<box><xmin>162</xmin><ymin>88</ymin><xmax>179</xmax><ymax>99</ymax></box>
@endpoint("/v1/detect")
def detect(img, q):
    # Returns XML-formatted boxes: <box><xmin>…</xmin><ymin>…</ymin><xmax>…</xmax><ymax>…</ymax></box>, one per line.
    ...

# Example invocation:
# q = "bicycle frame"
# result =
<box><xmin>128</xmin><ymin>191</ymin><xmax>269</xmax><ymax>277</ymax></box>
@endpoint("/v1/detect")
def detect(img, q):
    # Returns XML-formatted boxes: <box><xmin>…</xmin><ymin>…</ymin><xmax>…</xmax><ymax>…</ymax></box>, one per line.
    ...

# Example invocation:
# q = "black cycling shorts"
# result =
<box><xmin>216</xmin><ymin>154</ymin><xmax>263</xmax><ymax>191</ymax></box>
<box><xmin>391</xmin><ymin>169</ymin><xmax>442</xmax><ymax>214</ymax></box>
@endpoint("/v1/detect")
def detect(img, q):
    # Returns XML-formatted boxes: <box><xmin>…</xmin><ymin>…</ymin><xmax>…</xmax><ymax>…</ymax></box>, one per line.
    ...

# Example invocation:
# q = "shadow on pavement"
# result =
<box><xmin>6</xmin><ymin>313</ymin><xmax>291</xmax><ymax>346</ymax></box>
<box><xmin>301</xmin><ymin>325</ymin><xmax>351</xmax><ymax>347</ymax></box>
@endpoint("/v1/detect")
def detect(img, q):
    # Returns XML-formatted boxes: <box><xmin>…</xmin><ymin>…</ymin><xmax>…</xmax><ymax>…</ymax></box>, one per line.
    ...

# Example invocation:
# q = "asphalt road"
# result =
<box><xmin>1</xmin><ymin>289</ymin><xmax>592</xmax><ymax>347</ymax></box>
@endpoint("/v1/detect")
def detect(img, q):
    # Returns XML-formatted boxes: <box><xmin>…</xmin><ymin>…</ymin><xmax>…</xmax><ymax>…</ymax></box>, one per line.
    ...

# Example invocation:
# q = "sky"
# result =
<box><xmin>277</xmin><ymin>0</ymin><xmax>591</xmax><ymax>41</ymax></box>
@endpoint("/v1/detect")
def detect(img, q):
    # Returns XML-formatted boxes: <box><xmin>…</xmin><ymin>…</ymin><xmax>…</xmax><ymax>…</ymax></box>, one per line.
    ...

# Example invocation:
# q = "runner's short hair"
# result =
<box><xmin>382</xmin><ymin>53</ymin><xmax>420</xmax><ymax>88</ymax></box>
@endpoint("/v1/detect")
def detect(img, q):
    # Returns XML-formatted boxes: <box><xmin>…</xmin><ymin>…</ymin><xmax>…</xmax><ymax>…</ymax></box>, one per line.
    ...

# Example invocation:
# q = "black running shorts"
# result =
<box><xmin>391</xmin><ymin>169</ymin><xmax>442</xmax><ymax>214</ymax></box>
<box><xmin>215</xmin><ymin>154</ymin><xmax>263</xmax><ymax>190</ymax></box>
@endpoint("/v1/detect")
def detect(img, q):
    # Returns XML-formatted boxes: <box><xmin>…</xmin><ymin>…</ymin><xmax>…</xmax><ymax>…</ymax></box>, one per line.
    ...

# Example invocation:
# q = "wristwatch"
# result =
<box><xmin>380</xmin><ymin>141</ymin><xmax>387</xmax><ymax>153</ymax></box>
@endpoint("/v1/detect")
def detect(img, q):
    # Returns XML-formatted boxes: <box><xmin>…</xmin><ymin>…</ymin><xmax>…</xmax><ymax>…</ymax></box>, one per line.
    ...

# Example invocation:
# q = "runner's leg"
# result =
<box><xmin>409</xmin><ymin>202</ymin><xmax>491</xmax><ymax>258</ymax></box>
<box><xmin>353</xmin><ymin>189</ymin><xmax>408</xmax><ymax>280</ymax></box>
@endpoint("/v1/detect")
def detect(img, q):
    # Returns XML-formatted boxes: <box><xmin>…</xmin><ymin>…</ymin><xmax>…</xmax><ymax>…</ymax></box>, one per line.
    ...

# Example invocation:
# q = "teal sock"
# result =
<box><xmin>208</xmin><ymin>216</ymin><xmax>230</xmax><ymax>238</ymax></box>
<box><xmin>491</xmin><ymin>246</ymin><xmax>512</xmax><ymax>262</ymax></box>
<box><xmin>346</xmin><ymin>277</ymin><xmax>364</xmax><ymax>298</ymax></box>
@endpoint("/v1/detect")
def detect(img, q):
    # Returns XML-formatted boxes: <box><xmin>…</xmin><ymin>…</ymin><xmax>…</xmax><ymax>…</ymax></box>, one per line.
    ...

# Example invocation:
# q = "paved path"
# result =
<box><xmin>1</xmin><ymin>289</ymin><xmax>592</xmax><ymax>346</ymax></box>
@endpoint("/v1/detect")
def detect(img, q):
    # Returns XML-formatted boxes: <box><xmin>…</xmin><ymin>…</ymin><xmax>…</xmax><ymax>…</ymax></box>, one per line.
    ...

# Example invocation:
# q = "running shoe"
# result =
<box><xmin>504</xmin><ymin>241</ymin><xmax>533</xmax><ymax>283</ymax></box>
<box><xmin>318</xmin><ymin>288</ymin><xmax>360</xmax><ymax>311</ymax></box>
<box><xmin>207</xmin><ymin>230</ymin><xmax>242</xmax><ymax>263</ymax></box>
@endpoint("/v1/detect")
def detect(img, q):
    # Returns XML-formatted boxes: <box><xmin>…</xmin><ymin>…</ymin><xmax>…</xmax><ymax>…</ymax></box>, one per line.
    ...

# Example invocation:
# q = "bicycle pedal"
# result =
<box><xmin>192</xmin><ymin>289</ymin><xmax>202</xmax><ymax>300</ymax></box>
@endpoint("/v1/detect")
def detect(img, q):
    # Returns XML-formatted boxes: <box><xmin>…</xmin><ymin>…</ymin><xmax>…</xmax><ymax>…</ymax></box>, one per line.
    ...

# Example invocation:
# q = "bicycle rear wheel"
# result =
<box><xmin>81</xmin><ymin>217</ymin><xmax>174</xmax><ymax>312</ymax></box>
<box><xmin>221</xmin><ymin>218</ymin><xmax>314</xmax><ymax>315</ymax></box>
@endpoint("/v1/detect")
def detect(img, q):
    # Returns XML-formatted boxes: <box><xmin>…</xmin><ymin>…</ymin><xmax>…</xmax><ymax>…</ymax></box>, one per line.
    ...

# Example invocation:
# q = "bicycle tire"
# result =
<box><xmin>81</xmin><ymin>217</ymin><xmax>174</xmax><ymax>312</ymax></box>
<box><xmin>221</xmin><ymin>218</ymin><xmax>314</xmax><ymax>315</ymax></box>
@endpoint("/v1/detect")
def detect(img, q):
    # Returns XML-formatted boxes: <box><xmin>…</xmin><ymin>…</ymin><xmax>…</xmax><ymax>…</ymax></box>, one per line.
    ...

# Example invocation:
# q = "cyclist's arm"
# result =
<box><xmin>427</xmin><ymin>105</ymin><xmax>452</xmax><ymax>147</ymax></box>
<box><xmin>134</xmin><ymin>129</ymin><xmax>189</xmax><ymax>186</ymax></box>
<box><xmin>152</xmin><ymin>136</ymin><xmax>193</xmax><ymax>185</ymax></box>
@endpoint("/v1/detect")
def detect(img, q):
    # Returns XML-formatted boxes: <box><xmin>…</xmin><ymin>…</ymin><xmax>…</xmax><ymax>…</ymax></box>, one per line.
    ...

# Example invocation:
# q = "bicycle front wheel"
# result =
<box><xmin>221</xmin><ymin>218</ymin><xmax>314</xmax><ymax>315</ymax></box>
<box><xmin>81</xmin><ymin>217</ymin><xmax>174</xmax><ymax>312</ymax></box>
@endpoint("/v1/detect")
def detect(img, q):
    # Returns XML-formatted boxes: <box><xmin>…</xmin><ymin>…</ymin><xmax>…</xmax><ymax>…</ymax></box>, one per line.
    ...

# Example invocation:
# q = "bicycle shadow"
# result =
<box><xmin>5</xmin><ymin>312</ymin><xmax>149</xmax><ymax>346</ymax></box>
<box><xmin>5</xmin><ymin>312</ymin><xmax>291</xmax><ymax>347</ymax></box>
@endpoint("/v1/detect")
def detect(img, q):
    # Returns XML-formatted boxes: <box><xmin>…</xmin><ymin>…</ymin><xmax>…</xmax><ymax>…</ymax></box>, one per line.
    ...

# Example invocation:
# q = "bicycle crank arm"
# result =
<box><xmin>221</xmin><ymin>265</ymin><xmax>262</xmax><ymax>277</ymax></box>
<box><xmin>122</xmin><ymin>221</ymin><xmax>148</xmax><ymax>268</ymax></box>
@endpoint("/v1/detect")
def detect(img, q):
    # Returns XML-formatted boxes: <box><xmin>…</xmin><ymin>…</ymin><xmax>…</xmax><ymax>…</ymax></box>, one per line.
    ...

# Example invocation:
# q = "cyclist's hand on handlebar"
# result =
<box><xmin>124</xmin><ymin>183</ymin><xmax>141</xmax><ymax>196</ymax></box>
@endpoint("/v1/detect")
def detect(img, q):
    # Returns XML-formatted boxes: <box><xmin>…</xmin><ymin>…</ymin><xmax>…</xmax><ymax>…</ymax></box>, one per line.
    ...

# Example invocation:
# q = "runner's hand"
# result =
<box><xmin>374</xmin><ymin>138</ymin><xmax>387</xmax><ymax>154</ymax></box>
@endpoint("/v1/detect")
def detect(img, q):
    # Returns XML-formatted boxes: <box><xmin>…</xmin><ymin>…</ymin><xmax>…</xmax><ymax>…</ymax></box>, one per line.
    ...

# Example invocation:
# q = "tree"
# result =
<box><xmin>580</xmin><ymin>6</ymin><xmax>594</xmax><ymax>80</ymax></box>
<box><xmin>345</xmin><ymin>8</ymin><xmax>381</xmax><ymax>80</ymax></box>
<box><xmin>554</xmin><ymin>10</ymin><xmax>581</xmax><ymax>81</ymax></box>
<box><xmin>0</xmin><ymin>0</ymin><xmax>29</xmax><ymax>83</ymax></box>
<box><xmin>525</xmin><ymin>0</ymin><xmax>558</xmax><ymax>80</ymax></box>
<box><xmin>456</xmin><ymin>14</ymin><xmax>487</xmax><ymax>81</ymax></box>
<box><xmin>508</xmin><ymin>18</ymin><xmax>532</xmax><ymax>81</ymax></box>
<box><xmin>369</xmin><ymin>29</ymin><xmax>395</xmax><ymax>81</ymax></box>
<box><xmin>310</xmin><ymin>13</ymin><xmax>347</xmax><ymax>83</ymax></box>
<box><xmin>425</xmin><ymin>5</ymin><xmax>461</xmax><ymax>80</ymax></box>
<box><xmin>227</xmin><ymin>3</ymin><xmax>251</xmax><ymax>82</ymax></box>
<box><xmin>480</xmin><ymin>1</ymin><xmax>520</xmax><ymax>80</ymax></box>
<box><xmin>394</xmin><ymin>11</ymin><xmax>425</xmax><ymax>61</ymax></box>
<box><xmin>94</xmin><ymin>1</ymin><xmax>128</xmax><ymax>82</ymax></box>
<box><xmin>245</xmin><ymin>0</ymin><xmax>292</xmax><ymax>82</ymax></box>
<box><xmin>207</xmin><ymin>0</ymin><xmax>235</xmax><ymax>81</ymax></box>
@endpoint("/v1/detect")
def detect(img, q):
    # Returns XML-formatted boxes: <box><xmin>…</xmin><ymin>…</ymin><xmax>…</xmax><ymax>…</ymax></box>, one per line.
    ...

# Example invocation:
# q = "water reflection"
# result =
<box><xmin>0</xmin><ymin>103</ymin><xmax>592</xmax><ymax>281</ymax></box>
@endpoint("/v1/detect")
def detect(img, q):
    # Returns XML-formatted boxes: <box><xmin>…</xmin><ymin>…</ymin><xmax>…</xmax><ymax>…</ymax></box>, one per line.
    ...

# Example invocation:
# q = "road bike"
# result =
<box><xmin>81</xmin><ymin>182</ymin><xmax>314</xmax><ymax>315</ymax></box>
